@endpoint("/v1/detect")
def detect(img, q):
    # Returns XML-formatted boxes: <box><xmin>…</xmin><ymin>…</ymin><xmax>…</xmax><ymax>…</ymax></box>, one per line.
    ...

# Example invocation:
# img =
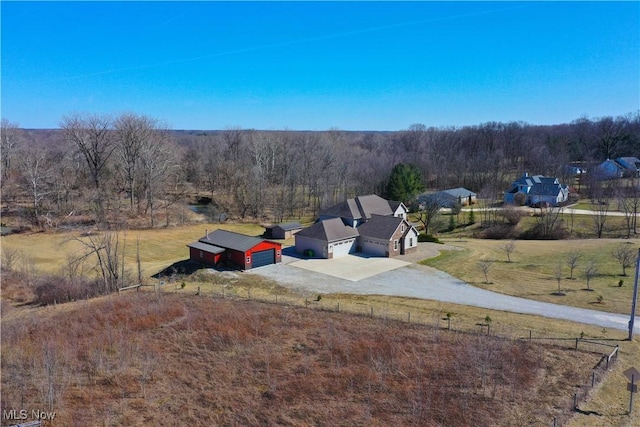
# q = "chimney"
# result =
<box><xmin>205</xmin><ymin>229</ymin><xmax>208</xmax><ymax>239</ymax></box>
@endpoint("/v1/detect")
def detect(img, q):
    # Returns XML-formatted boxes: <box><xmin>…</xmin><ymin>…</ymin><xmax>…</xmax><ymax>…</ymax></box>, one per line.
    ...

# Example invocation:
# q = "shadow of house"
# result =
<box><xmin>153</xmin><ymin>259</ymin><xmax>203</xmax><ymax>279</ymax></box>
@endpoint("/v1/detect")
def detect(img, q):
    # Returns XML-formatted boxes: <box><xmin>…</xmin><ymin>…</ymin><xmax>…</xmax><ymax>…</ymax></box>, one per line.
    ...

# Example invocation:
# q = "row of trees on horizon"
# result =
<box><xmin>1</xmin><ymin>111</ymin><xmax>639</xmax><ymax>229</ymax></box>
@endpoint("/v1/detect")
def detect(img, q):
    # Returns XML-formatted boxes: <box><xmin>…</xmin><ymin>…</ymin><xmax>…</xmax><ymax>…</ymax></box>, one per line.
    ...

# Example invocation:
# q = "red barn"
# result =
<box><xmin>188</xmin><ymin>229</ymin><xmax>282</xmax><ymax>270</ymax></box>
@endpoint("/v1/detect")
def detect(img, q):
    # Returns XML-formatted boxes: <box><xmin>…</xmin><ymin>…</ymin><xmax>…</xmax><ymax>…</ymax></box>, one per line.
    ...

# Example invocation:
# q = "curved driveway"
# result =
<box><xmin>252</xmin><ymin>256</ymin><xmax>638</xmax><ymax>335</ymax></box>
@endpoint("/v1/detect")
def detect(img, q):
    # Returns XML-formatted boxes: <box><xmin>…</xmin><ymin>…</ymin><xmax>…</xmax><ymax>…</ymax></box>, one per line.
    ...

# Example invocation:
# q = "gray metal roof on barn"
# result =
<box><xmin>199</xmin><ymin>229</ymin><xmax>265</xmax><ymax>252</ymax></box>
<box><xmin>271</xmin><ymin>222</ymin><xmax>303</xmax><ymax>231</ymax></box>
<box><xmin>296</xmin><ymin>218</ymin><xmax>359</xmax><ymax>242</ymax></box>
<box><xmin>356</xmin><ymin>215</ymin><xmax>405</xmax><ymax>240</ymax></box>
<box><xmin>187</xmin><ymin>241</ymin><xmax>226</xmax><ymax>254</ymax></box>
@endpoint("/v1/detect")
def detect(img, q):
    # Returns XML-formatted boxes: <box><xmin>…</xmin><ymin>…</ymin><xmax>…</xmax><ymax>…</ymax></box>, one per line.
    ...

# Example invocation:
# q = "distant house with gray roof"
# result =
<box><xmin>615</xmin><ymin>157</ymin><xmax>640</xmax><ymax>177</ymax></box>
<box><xmin>504</xmin><ymin>173</ymin><xmax>569</xmax><ymax>207</ymax></box>
<box><xmin>296</xmin><ymin>194</ymin><xmax>417</xmax><ymax>259</ymax></box>
<box><xmin>419</xmin><ymin>188</ymin><xmax>477</xmax><ymax>208</ymax></box>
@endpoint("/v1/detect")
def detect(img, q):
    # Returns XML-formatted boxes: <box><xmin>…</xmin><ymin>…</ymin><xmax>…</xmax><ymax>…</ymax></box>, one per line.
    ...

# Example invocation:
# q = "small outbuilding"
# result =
<box><xmin>188</xmin><ymin>229</ymin><xmax>281</xmax><ymax>270</ymax></box>
<box><xmin>264</xmin><ymin>222</ymin><xmax>303</xmax><ymax>239</ymax></box>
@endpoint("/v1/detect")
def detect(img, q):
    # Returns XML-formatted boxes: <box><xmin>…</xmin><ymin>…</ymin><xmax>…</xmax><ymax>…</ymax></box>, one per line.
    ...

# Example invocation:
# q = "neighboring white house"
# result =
<box><xmin>504</xmin><ymin>173</ymin><xmax>569</xmax><ymax>207</ymax></box>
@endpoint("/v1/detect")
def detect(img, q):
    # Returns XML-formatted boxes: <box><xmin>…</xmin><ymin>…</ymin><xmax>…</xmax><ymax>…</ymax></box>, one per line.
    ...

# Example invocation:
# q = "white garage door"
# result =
<box><xmin>361</xmin><ymin>238</ymin><xmax>387</xmax><ymax>257</ymax></box>
<box><xmin>329</xmin><ymin>238</ymin><xmax>356</xmax><ymax>258</ymax></box>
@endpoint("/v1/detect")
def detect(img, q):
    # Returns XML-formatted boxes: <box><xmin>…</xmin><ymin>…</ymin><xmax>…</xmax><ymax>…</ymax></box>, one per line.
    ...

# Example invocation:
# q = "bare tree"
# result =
<box><xmin>584</xmin><ymin>260</ymin><xmax>598</xmax><ymax>291</ymax></box>
<box><xmin>114</xmin><ymin>113</ymin><xmax>160</xmax><ymax>212</ymax></box>
<box><xmin>618</xmin><ymin>180</ymin><xmax>640</xmax><ymax>238</ymax></box>
<box><xmin>611</xmin><ymin>243</ymin><xmax>636</xmax><ymax>276</ymax></box>
<box><xmin>1</xmin><ymin>118</ymin><xmax>20</xmax><ymax>190</ymax></box>
<box><xmin>70</xmin><ymin>231</ymin><xmax>123</xmax><ymax>293</ymax></box>
<box><xmin>553</xmin><ymin>262</ymin><xmax>563</xmax><ymax>295</ymax></box>
<box><xmin>17</xmin><ymin>148</ymin><xmax>51</xmax><ymax>223</ymax></box>
<box><xmin>60</xmin><ymin>113</ymin><xmax>116</xmax><ymax>223</ymax></box>
<box><xmin>566</xmin><ymin>250</ymin><xmax>582</xmax><ymax>279</ymax></box>
<box><xmin>503</xmin><ymin>240</ymin><xmax>516</xmax><ymax>263</ymax></box>
<box><xmin>139</xmin><ymin>133</ymin><xmax>175</xmax><ymax>227</ymax></box>
<box><xmin>534</xmin><ymin>206</ymin><xmax>564</xmax><ymax>238</ymax></box>
<box><xmin>478</xmin><ymin>259</ymin><xmax>495</xmax><ymax>284</ymax></box>
<box><xmin>417</xmin><ymin>195</ymin><xmax>444</xmax><ymax>235</ymax></box>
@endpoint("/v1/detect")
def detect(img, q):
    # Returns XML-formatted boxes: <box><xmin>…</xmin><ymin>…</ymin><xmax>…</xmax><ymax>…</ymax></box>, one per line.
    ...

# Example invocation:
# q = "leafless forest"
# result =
<box><xmin>1</xmin><ymin>112</ymin><xmax>639</xmax><ymax>229</ymax></box>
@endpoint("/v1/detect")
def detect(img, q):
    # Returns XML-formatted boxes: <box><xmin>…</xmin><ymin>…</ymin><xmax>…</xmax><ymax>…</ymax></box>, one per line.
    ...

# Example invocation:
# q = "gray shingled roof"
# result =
<box><xmin>187</xmin><ymin>241</ymin><xmax>225</xmax><ymax>254</ymax></box>
<box><xmin>320</xmin><ymin>194</ymin><xmax>393</xmax><ymax>220</ymax></box>
<box><xmin>296</xmin><ymin>218</ymin><xmax>359</xmax><ymax>242</ymax></box>
<box><xmin>356</xmin><ymin>194</ymin><xmax>393</xmax><ymax>219</ymax></box>
<box><xmin>356</xmin><ymin>214</ymin><xmax>404</xmax><ymax>240</ymax></box>
<box><xmin>319</xmin><ymin>199</ymin><xmax>362</xmax><ymax>220</ymax></box>
<box><xmin>199</xmin><ymin>229</ymin><xmax>264</xmax><ymax>252</ymax></box>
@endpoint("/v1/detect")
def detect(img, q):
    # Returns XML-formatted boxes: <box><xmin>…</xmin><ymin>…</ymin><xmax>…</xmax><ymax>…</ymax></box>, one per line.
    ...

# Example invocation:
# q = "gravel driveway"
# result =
<box><xmin>251</xmin><ymin>244</ymin><xmax>638</xmax><ymax>334</ymax></box>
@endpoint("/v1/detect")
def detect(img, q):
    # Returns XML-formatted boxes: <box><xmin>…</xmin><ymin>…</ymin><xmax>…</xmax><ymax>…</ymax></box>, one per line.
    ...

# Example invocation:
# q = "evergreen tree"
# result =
<box><xmin>386</xmin><ymin>163</ymin><xmax>425</xmax><ymax>203</ymax></box>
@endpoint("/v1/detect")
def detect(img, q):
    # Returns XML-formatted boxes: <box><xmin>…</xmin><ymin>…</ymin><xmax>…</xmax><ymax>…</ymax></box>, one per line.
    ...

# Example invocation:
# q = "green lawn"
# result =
<box><xmin>421</xmin><ymin>237</ymin><xmax>640</xmax><ymax>315</ymax></box>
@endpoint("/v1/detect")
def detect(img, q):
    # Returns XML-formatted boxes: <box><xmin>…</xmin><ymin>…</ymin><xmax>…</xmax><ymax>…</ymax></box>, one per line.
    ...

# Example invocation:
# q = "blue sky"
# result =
<box><xmin>1</xmin><ymin>1</ymin><xmax>639</xmax><ymax>130</ymax></box>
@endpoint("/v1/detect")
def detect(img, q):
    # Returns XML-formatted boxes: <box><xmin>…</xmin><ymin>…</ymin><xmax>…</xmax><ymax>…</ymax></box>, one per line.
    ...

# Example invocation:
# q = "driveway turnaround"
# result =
<box><xmin>252</xmin><ymin>255</ymin><xmax>638</xmax><ymax>335</ymax></box>
<box><xmin>288</xmin><ymin>255</ymin><xmax>410</xmax><ymax>281</ymax></box>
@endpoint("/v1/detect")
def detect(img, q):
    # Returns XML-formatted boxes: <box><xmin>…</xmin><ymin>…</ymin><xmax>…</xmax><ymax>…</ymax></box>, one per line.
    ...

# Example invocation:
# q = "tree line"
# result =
<box><xmin>1</xmin><ymin>112</ymin><xmax>639</xmax><ymax>229</ymax></box>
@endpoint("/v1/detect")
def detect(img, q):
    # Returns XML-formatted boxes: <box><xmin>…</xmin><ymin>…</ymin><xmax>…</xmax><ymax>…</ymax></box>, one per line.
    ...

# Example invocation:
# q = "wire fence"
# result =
<box><xmin>142</xmin><ymin>282</ymin><xmax>623</xmax><ymax>427</ymax></box>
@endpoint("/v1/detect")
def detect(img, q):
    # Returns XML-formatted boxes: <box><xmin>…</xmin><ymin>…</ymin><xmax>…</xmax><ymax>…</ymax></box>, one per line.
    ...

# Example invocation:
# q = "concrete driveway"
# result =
<box><xmin>252</xmin><ymin>246</ymin><xmax>638</xmax><ymax>334</ymax></box>
<box><xmin>288</xmin><ymin>254</ymin><xmax>410</xmax><ymax>281</ymax></box>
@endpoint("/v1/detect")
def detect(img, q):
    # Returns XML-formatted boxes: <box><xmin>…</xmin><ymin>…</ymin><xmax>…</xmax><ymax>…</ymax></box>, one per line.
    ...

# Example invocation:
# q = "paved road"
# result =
<box><xmin>252</xmin><ymin>258</ymin><xmax>638</xmax><ymax>335</ymax></box>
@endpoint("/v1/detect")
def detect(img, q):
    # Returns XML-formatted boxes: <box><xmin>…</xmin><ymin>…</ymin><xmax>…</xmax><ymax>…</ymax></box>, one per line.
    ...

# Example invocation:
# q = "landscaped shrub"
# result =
<box><xmin>418</xmin><ymin>233</ymin><xmax>442</xmax><ymax>243</ymax></box>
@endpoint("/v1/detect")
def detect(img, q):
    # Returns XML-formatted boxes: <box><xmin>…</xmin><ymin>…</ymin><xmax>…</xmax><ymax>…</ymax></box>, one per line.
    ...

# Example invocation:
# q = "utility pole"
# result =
<box><xmin>629</xmin><ymin>248</ymin><xmax>639</xmax><ymax>341</ymax></box>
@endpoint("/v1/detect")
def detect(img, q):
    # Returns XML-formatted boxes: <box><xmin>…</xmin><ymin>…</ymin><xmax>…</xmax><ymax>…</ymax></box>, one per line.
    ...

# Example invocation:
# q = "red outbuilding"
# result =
<box><xmin>188</xmin><ymin>229</ymin><xmax>282</xmax><ymax>270</ymax></box>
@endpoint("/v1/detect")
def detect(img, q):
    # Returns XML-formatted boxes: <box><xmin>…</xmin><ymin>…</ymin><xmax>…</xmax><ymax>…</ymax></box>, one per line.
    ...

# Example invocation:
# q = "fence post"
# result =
<box><xmin>575</xmin><ymin>338</ymin><xmax>579</xmax><ymax>350</ymax></box>
<box><xmin>337</xmin><ymin>303</ymin><xmax>340</xmax><ymax>312</ymax></box>
<box><xmin>591</xmin><ymin>371</ymin><xmax>595</xmax><ymax>387</ymax></box>
<box><xmin>370</xmin><ymin>306</ymin><xmax>373</xmax><ymax>318</ymax></box>
<box><xmin>529</xmin><ymin>330</ymin><xmax>532</xmax><ymax>343</ymax></box>
<box><xmin>573</xmin><ymin>393</ymin><xmax>578</xmax><ymax>410</ymax></box>
<box><xmin>408</xmin><ymin>312</ymin><xmax>411</xmax><ymax>323</ymax></box>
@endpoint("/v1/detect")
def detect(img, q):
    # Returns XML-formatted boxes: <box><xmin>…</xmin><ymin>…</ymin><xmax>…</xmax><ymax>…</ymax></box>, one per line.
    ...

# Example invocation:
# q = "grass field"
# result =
<box><xmin>2</xmin><ymin>223</ymin><xmax>640</xmax><ymax>425</ymax></box>
<box><xmin>421</xmin><ymin>237</ymin><xmax>640</xmax><ymax>316</ymax></box>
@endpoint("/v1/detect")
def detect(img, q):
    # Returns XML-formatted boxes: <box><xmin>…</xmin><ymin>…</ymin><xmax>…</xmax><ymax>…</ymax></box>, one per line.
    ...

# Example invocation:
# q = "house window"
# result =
<box><xmin>200</xmin><ymin>250</ymin><xmax>204</xmax><ymax>258</ymax></box>
<box><xmin>401</xmin><ymin>224</ymin><xmax>405</xmax><ymax>232</ymax></box>
<box><xmin>394</xmin><ymin>240</ymin><xmax>398</xmax><ymax>251</ymax></box>
<box><xmin>410</xmin><ymin>238</ymin><xmax>414</xmax><ymax>247</ymax></box>
<box><xmin>246</xmin><ymin>256</ymin><xmax>251</xmax><ymax>264</ymax></box>
<box><xmin>277</xmin><ymin>250</ymin><xmax>281</xmax><ymax>256</ymax></box>
<box><xmin>227</xmin><ymin>252</ymin><xmax>231</xmax><ymax>259</ymax></box>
